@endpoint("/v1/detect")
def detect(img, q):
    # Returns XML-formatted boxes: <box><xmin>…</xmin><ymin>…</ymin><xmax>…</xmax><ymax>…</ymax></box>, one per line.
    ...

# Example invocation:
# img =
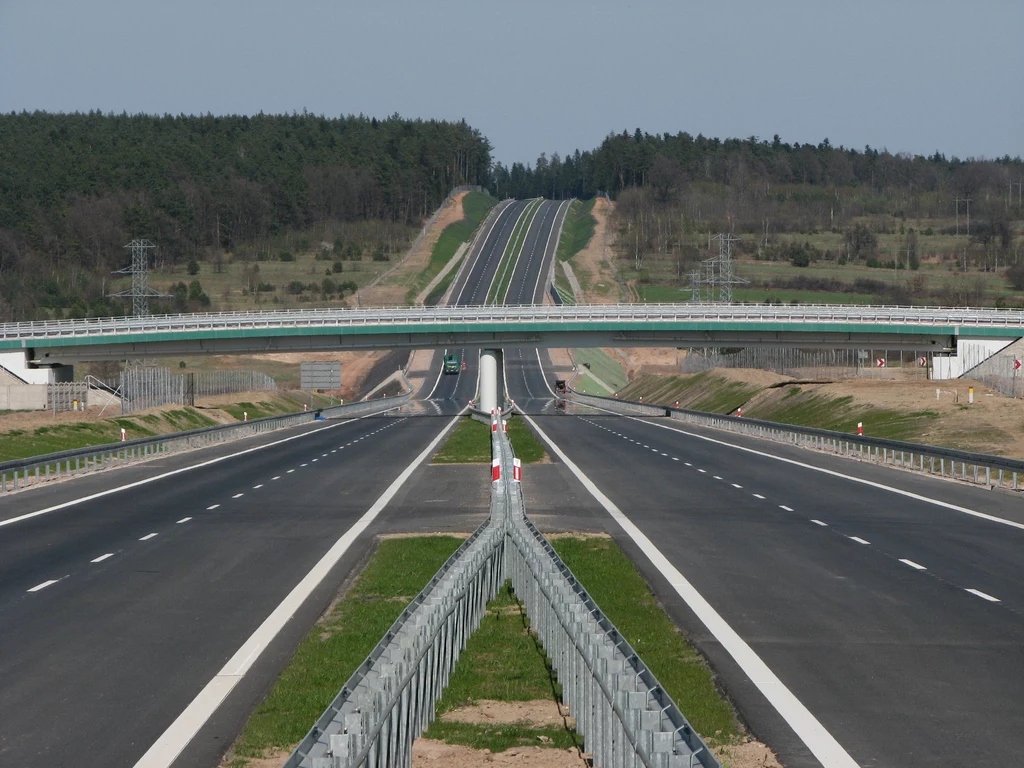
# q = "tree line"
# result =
<box><xmin>0</xmin><ymin>111</ymin><xmax>491</xmax><ymax>320</ymax></box>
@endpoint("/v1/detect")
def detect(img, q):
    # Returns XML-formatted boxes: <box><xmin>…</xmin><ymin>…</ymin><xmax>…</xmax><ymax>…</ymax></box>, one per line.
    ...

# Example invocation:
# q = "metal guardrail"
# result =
<box><xmin>0</xmin><ymin>395</ymin><xmax>411</xmax><ymax>494</ymax></box>
<box><xmin>570</xmin><ymin>391</ymin><xmax>1024</xmax><ymax>491</ymax></box>
<box><xmin>3</xmin><ymin>302</ymin><xmax>1024</xmax><ymax>343</ymax></box>
<box><xmin>286</xmin><ymin>418</ymin><xmax>718</xmax><ymax>768</ymax></box>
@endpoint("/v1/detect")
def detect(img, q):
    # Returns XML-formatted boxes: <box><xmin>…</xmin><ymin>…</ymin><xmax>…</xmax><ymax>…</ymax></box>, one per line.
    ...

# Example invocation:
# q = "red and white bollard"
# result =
<box><xmin>674</xmin><ymin>400</ymin><xmax>680</xmax><ymax>408</ymax></box>
<box><xmin>491</xmin><ymin>419</ymin><xmax>498</xmax><ymax>433</ymax></box>
<box><xmin>857</xmin><ymin>422</ymin><xmax>863</xmax><ymax>436</ymax></box>
<box><xmin>491</xmin><ymin>458</ymin><xmax>501</xmax><ymax>482</ymax></box>
<box><xmin>120</xmin><ymin>428</ymin><xmax>127</xmax><ymax>441</ymax></box>
<box><xmin>639</xmin><ymin>396</ymin><xmax>643</xmax><ymax>402</ymax></box>
<box><xmin>512</xmin><ymin>458</ymin><xmax>522</xmax><ymax>482</ymax></box>
<box><xmin>737</xmin><ymin>406</ymin><xmax>742</xmax><ymax>418</ymax></box>
<box><xmin>243</xmin><ymin>411</ymin><xmax>248</xmax><ymax>422</ymax></box>
<box><xmin>502</xmin><ymin>419</ymin><xmax>508</xmax><ymax>433</ymax></box>
<box><xmin>304</xmin><ymin>404</ymin><xmax>308</xmax><ymax>411</ymax></box>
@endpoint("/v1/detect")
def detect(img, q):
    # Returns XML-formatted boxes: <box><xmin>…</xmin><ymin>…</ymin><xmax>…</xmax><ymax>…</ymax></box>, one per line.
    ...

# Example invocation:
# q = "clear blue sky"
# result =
<box><xmin>2</xmin><ymin>0</ymin><xmax>1021</xmax><ymax>166</ymax></box>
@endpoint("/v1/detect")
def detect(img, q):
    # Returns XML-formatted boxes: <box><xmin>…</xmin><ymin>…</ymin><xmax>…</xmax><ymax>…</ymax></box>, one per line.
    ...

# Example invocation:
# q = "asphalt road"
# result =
<box><xmin>520</xmin><ymin>404</ymin><xmax>1024</xmax><ymax>768</ymax></box>
<box><xmin>0</xmin><ymin>411</ymin><xmax>471</xmax><ymax>768</ymax></box>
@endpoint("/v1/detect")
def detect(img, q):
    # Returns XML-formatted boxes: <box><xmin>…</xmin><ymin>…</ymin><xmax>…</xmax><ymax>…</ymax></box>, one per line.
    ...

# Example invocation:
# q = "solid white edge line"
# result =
<box><xmin>521</xmin><ymin>413</ymin><xmax>861</xmax><ymax>768</ymax></box>
<box><xmin>131</xmin><ymin>410</ymin><xmax>464</xmax><ymax>768</ymax></box>
<box><xmin>91</xmin><ymin>553</ymin><xmax>115</xmax><ymax>563</ymax></box>
<box><xmin>0</xmin><ymin>411</ymin><xmax>401</xmax><ymax>530</ymax></box>
<box><xmin>965</xmin><ymin>588</ymin><xmax>1000</xmax><ymax>602</ymax></box>
<box><xmin>899</xmin><ymin>558</ymin><xmax>927</xmax><ymax>570</ymax></box>
<box><xmin>615</xmin><ymin>412</ymin><xmax>1024</xmax><ymax>533</ymax></box>
<box><xmin>28</xmin><ymin>579</ymin><xmax>58</xmax><ymax>592</ymax></box>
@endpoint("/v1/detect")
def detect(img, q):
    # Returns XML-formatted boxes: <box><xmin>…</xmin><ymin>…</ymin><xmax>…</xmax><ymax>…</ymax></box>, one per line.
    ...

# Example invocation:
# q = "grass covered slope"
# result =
<box><xmin>409</xmin><ymin>191</ymin><xmax>497</xmax><ymax>305</ymax></box>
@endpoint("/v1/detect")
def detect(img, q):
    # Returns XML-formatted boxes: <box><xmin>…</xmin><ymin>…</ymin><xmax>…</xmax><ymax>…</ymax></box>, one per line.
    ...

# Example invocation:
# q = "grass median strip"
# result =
<box><xmin>432</xmin><ymin>415</ymin><xmax>548</xmax><ymax>464</ymax></box>
<box><xmin>224</xmin><ymin>535</ymin><xmax>464</xmax><ymax>767</ymax></box>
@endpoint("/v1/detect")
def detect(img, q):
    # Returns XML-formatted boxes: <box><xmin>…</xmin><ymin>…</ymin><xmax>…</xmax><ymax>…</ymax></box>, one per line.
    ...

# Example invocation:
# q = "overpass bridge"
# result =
<box><xmin>3</xmin><ymin>303</ymin><xmax>1024</xmax><ymax>369</ymax></box>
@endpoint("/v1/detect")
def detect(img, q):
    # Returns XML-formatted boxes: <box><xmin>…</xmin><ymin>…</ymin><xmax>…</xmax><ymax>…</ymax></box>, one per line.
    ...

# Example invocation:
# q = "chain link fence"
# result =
<box><xmin>679</xmin><ymin>347</ymin><xmax>931</xmax><ymax>380</ymax></box>
<box><xmin>119</xmin><ymin>365</ymin><xmax>277</xmax><ymax>413</ymax></box>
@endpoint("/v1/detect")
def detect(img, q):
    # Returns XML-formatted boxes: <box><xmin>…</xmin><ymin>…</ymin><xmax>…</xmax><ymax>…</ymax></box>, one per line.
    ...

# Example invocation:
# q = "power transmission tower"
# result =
<box><xmin>686</xmin><ymin>233</ymin><xmax>748</xmax><ymax>302</ymax></box>
<box><xmin>107</xmin><ymin>239</ymin><xmax>171</xmax><ymax>316</ymax></box>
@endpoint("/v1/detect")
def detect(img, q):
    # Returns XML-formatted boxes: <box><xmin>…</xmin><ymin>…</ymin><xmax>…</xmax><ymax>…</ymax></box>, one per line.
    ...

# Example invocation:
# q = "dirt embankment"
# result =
<box><xmin>360</xmin><ymin>192</ymin><xmax>469</xmax><ymax>306</ymax></box>
<box><xmin>573</xmin><ymin>196</ymin><xmax>621</xmax><ymax>304</ymax></box>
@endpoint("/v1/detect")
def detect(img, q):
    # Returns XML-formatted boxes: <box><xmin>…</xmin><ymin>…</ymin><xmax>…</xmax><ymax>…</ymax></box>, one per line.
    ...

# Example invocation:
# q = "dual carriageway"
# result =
<box><xmin>1</xmin><ymin>199</ymin><xmax>1023</xmax><ymax>768</ymax></box>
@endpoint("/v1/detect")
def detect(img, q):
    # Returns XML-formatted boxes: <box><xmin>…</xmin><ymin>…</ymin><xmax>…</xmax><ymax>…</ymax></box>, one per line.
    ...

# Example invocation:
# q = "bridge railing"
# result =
<box><xmin>285</xmin><ymin>419</ymin><xmax>718</xmax><ymax>768</ymax></box>
<box><xmin>0</xmin><ymin>395</ymin><xmax>410</xmax><ymax>495</ymax></box>
<box><xmin>3</xmin><ymin>302</ymin><xmax>1024</xmax><ymax>343</ymax></box>
<box><xmin>570</xmin><ymin>391</ymin><xmax>1024</xmax><ymax>491</ymax></box>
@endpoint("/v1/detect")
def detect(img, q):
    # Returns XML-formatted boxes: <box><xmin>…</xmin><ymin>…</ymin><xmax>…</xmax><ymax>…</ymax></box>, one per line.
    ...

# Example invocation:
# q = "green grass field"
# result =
<box><xmin>556</xmin><ymin>198</ymin><xmax>596</xmax><ymax>263</ymax></box>
<box><xmin>572</xmin><ymin>348</ymin><xmax>628</xmax><ymax>392</ymax></box>
<box><xmin>432</xmin><ymin>416</ymin><xmax>492</xmax><ymax>463</ymax></box>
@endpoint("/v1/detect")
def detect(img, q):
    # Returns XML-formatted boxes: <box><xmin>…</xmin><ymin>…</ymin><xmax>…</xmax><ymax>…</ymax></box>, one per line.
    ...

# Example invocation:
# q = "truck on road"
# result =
<box><xmin>443</xmin><ymin>353</ymin><xmax>460</xmax><ymax>375</ymax></box>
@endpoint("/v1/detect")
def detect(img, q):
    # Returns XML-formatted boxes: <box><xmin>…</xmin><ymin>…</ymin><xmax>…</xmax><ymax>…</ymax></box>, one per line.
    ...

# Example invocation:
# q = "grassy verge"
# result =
<box><xmin>556</xmin><ymin>198</ymin><xmax>596</xmax><ymax>262</ymax></box>
<box><xmin>573</xmin><ymin>348</ymin><xmax>628</xmax><ymax>392</ymax></box>
<box><xmin>553</xmin><ymin>271</ymin><xmax>577</xmax><ymax>304</ymax></box>
<box><xmin>228</xmin><ymin>536</ymin><xmax>465</xmax><ymax>766</ymax></box>
<box><xmin>424</xmin><ymin>582</ymin><xmax>580</xmax><ymax>751</ymax></box>
<box><xmin>552</xmin><ymin>537</ymin><xmax>740</xmax><ymax>743</ymax></box>
<box><xmin>0</xmin><ymin>408</ymin><xmax>219</xmax><ymax>462</ymax></box>
<box><xmin>619</xmin><ymin>372</ymin><xmax>761</xmax><ymax>413</ymax></box>
<box><xmin>432</xmin><ymin>416</ymin><xmax>491</xmax><ymax>463</ymax></box>
<box><xmin>406</xmin><ymin>192</ymin><xmax>497</xmax><ymax>304</ymax></box>
<box><xmin>488</xmin><ymin>199</ymin><xmax>540</xmax><ymax>304</ymax></box>
<box><xmin>506</xmin><ymin>417</ymin><xmax>547</xmax><ymax>463</ymax></box>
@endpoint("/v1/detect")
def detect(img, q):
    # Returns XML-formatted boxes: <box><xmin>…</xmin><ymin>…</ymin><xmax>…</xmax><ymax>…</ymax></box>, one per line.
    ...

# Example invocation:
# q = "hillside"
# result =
<box><xmin>0</xmin><ymin>112</ymin><xmax>491</xmax><ymax>321</ymax></box>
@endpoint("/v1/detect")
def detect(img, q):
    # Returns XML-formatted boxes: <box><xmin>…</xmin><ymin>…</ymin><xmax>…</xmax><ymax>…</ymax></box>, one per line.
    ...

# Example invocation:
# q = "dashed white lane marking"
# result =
<box><xmin>331</xmin><ymin>450</ymin><xmax>336</xmax><ymax>453</ymax></box>
<box><xmin>780</xmin><ymin>505</ymin><xmax>794</xmax><ymax>512</ymax></box>
<box><xmin>177</xmin><ymin>517</ymin><xmax>192</xmax><ymax>524</ymax></box>
<box><xmin>626</xmin><ymin>414</ymin><xmax>1024</xmax><ymax>534</ymax></box>
<box><xmin>753</xmin><ymin>493</ymin><xmax>766</xmax><ymax>500</ymax></box>
<box><xmin>207</xmin><ymin>505</ymin><xmax>220</xmax><ymax>510</ymax></box>
<box><xmin>965</xmin><ymin>588</ymin><xmax>1000</xmax><ymax>602</ymax></box>
<box><xmin>132</xmin><ymin>410</ymin><xmax>465</xmax><ymax>768</ymax></box>
<box><xmin>287</xmin><ymin>469</ymin><xmax>295</xmax><ymax>473</ymax></box>
<box><xmin>523</xmin><ymin>413</ymin><xmax>861</xmax><ymax>768</ymax></box>
<box><xmin>671</xmin><ymin>457</ymin><xmax>680</xmax><ymax>461</ymax></box>
<box><xmin>661</xmin><ymin>452</ymin><xmax>669</xmax><ymax>457</ymax></box>
<box><xmin>697</xmin><ymin>469</ymin><xmax>707</xmax><ymax>474</ymax></box>
<box><xmin>811</xmin><ymin>519</ymin><xmax>828</xmax><ymax>526</ymax></box>
<box><xmin>232</xmin><ymin>493</ymin><xmax>244</xmax><ymax>499</ymax></box>
<box><xmin>312</xmin><ymin>459</ymin><xmax>318</xmax><ymax>462</ymax></box>
<box><xmin>91</xmin><ymin>553</ymin><xmax>114</xmax><ymax>563</ymax></box>
<box><xmin>300</xmin><ymin>463</ymin><xmax>308</xmax><ymax>467</ymax></box>
<box><xmin>848</xmin><ymin>536</ymin><xmax>871</xmax><ymax>545</ymax></box>
<box><xmin>139</xmin><ymin>533</ymin><xmax>158</xmax><ymax>541</ymax></box>
<box><xmin>28</xmin><ymin>580</ymin><xmax>58</xmax><ymax>592</ymax></box>
<box><xmin>900</xmin><ymin>558</ymin><xmax>927</xmax><ymax>570</ymax></box>
<box><xmin>0</xmin><ymin>415</ymin><xmax>381</xmax><ymax>529</ymax></box>
<box><xmin>684</xmin><ymin>462</ymin><xmax>692</xmax><ymax>467</ymax></box>
<box><xmin>713</xmin><ymin>475</ymin><xmax>723</xmax><ymax>480</ymax></box>
<box><xmin>271</xmin><ymin>476</ymin><xmax>281</xmax><ymax>480</ymax></box>
<box><xmin>322</xmin><ymin>453</ymin><xmax>328</xmax><ymax>457</ymax></box>
<box><xmin>732</xmin><ymin>483</ymin><xmax>743</xmax><ymax>488</ymax></box>
<box><xmin>252</xmin><ymin>484</ymin><xmax>263</xmax><ymax>489</ymax></box>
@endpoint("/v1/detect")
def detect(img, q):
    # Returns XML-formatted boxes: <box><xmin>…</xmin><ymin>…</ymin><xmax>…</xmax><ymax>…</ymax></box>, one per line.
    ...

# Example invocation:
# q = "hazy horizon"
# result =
<box><xmin>2</xmin><ymin>0</ymin><xmax>1021</xmax><ymax>166</ymax></box>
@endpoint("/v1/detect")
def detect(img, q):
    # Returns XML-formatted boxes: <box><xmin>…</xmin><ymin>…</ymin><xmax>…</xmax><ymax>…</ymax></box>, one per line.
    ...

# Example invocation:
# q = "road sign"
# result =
<box><xmin>1015</xmin><ymin>359</ymin><xmax>1022</xmax><ymax>371</ymax></box>
<box><xmin>875</xmin><ymin>358</ymin><xmax>886</xmax><ymax>368</ymax></box>
<box><xmin>918</xmin><ymin>356</ymin><xmax>928</xmax><ymax>367</ymax></box>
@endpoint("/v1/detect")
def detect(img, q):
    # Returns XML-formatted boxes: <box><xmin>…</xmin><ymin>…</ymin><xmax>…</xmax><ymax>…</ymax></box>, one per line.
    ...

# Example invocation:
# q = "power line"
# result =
<box><xmin>107</xmin><ymin>239</ymin><xmax>172</xmax><ymax>317</ymax></box>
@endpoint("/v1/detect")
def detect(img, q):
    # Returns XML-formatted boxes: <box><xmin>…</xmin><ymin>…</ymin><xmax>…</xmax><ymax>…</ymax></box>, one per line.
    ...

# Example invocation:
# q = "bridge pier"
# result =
<box><xmin>479</xmin><ymin>348</ymin><xmax>502</xmax><ymax>414</ymax></box>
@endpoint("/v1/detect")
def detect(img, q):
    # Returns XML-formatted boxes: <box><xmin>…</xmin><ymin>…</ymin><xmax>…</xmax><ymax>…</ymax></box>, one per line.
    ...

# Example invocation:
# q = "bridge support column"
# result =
<box><xmin>479</xmin><ymin>349</ymin><xmax>502</xmax><ymax>414</ymax></box>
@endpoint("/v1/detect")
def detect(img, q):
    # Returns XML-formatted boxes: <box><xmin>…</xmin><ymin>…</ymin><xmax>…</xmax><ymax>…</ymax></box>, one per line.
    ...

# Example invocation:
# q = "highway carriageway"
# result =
<box><xmin>13</xmin><ymin>302</ymin><xmax>1024</xmax><ymax>364</ymax></box>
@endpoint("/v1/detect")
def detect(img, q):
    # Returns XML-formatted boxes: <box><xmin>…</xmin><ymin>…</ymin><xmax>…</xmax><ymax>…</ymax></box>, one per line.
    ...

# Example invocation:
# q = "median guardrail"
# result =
<box><xmin>286</xmin><ymin>417</ymin><xmax>718</xmax><ymax>768</ymax></box>
<box><xmin>0</xmin><ymin>394</ymin><xmax>411</xmax><ymax>494</ymax></box>
<box><xmin>570</xmin><ymin>390</ymin><xmax>1024</xmax><ymax>491</ymax></box>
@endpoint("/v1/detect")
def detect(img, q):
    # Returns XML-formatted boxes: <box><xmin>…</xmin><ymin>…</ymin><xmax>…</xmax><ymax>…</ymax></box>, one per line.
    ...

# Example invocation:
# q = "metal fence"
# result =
<box><xmin>570</xmin><ymin>391</ymin><xmax>1024</xmax><ymax>492</ymax></box>
<box><xmin>678</xmin><ymin>347</ymin><xmax>930</xmax><ymax>380</ymax></box>
<box><xmin>961</xmin><ymin>345</ymin><xmax>1024</xmax><ymax>398</ymax></box>
<box><xmin>119</xmin><ymin>365</ymin><xmax>277</xmax><ymax>413</ymax></box>
<box><xmin>286</xmin><ymin>418</ymin><xmax>717</xmax><ymax>768</ymax></box>
<box><xmin>46</xmin><ymin>381</ymin><xmax>89</xmax><ymax>412</ymax></box>
<box><xmin>0</xmin><ymin>395</ymin><xmax>409</xmax><ymax>495</ymax></box>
